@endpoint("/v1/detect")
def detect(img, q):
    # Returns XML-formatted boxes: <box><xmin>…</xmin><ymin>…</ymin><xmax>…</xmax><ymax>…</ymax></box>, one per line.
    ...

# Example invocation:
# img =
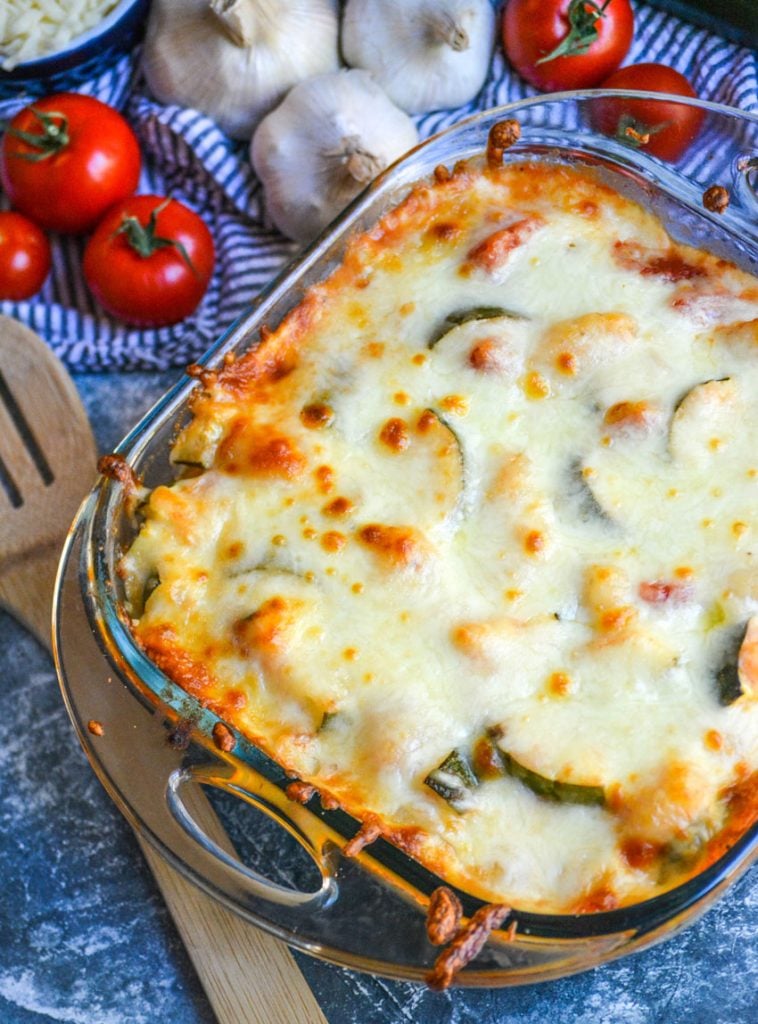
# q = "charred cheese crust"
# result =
<box><xmin>121</xmin><ymin>161</ymin><xmax>758</xmax><ymax>914</ymax></box>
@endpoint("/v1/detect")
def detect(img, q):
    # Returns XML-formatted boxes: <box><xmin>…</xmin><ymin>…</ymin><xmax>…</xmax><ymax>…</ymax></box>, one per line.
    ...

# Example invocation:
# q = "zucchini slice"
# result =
<box><xmin>498</xmin><ymin>749</ymin><xmax>606</xmax><ymax>806</ymax></box>
<box><xmin>429</xmin><ymin>306</ymin><xmax>526</xmax><ymax>349</ymax></box>
<box><xmin>714</xmin><ymin>617</ymin><xmax>758</xmax><ymax>705</ymax></box>
<box><xmin>563</xmin><ymin>457</ymin><xmax>615</xmax><ymax>527</ymax></box>
<box><xmin>424</xmin><ymin>749</ymin><xmax>479</xmax><ymax>811</ymax></box>
<box><xmin>428</xmin><ymin>738</ymin><xmax>605</xmax><ymax>809</ymax></box>
<box><xmin>413</xmin><ymin>408</ymin><xmax>466</xmax><ymax>527</ymax></box>
<box><xmin>669</xmin><ymin>378</ymin><xmax>737</xmax><ymax>462</ymax></box>
<box><xmin>479</xmin><ymin>734</ymin><xmax>605</xmax><ymax>806</ymax></box>
<box><xmin>171</xmin><ymin>415</ymin><xmax>230</xmax><ymax>470</ymax></box>
<box><xmin>142</xmin><ymin>572</ymin><xmax>161</xmax><ymax>608</ymax></box>
<box><xmin>318</xmin><ymin>709</ymin><xmax>340</xmax><ymax>731</ymax></box>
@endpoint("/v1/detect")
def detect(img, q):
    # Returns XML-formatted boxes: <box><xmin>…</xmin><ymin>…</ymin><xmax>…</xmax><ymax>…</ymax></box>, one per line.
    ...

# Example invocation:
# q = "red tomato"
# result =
<box><xmin>0</xmin><ymin>211</ymin><xmax>51</xmax><ymax>300</ymax></box>
<box><xmin>0</xmin><ymin>93</ymin><xmax>141</xmax><ymax>234</ymax></box>
<box><xmin>503</xmin><ymin>0</ymin><xmax>634</xmax><ymax>92</ymax></box>
<box><xmin>589</xmin><ymin>63</ymin><xmax>704</xmax><ymax>161</ymax></box>
<box><xmin>83</xmin><ymin>195</ymin><xmax>215</xmax><ymax>327</ymax></box>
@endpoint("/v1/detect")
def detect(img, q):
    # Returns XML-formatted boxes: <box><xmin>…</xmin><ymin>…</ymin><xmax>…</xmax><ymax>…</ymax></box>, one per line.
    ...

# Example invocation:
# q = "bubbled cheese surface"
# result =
<box><xmin>121</xmin><ymin>162</ymin><xmax>758</xmax><ymax>913</ymax></box>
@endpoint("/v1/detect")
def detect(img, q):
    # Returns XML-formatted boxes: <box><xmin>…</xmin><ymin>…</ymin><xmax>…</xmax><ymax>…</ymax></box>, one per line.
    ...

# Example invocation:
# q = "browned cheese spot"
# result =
<box><xmin>315</xmin><ymin>465</ymin><xmax>335</xmax><ymax>494</ymax></box>
<box><xmin>521</xmin><ymin>371</ymin><xmax>550</xmax><ymax>399</ymax></box>
<box><xmin>232</xmin><ymin>596</ymin><xmax>292</xmax><ymax>657</ymax></box>
<box><xmin>613</xmin><ymin>240</ymin><xmax>706</xmax><ymax>283</ymax></box>
<box><xmin>440</xmin><ymin>394</ymin><xmax>468</xmax><ymax>416</ymax></box>
<box><xmin>469</xmin><ymin>338</ymin><xmax>500</xmax><ymax>372</ymax></box>
<box><xmin>464</xmin><ymin>216</ymin><xmax>543</xmax><ymax>275</ymax></box>
<box><xmin>428</xmin><ymin>220</ymin><xmax>462</xmax><ymax>243</ymax></box>
<box><xmin>321</xmin><ymin>531</ymin><xmax>347</xmax><ymax>553</ymax></box>
<box><xmin>300</xmin><ymin>402</ymin><xmax>335</xmax><ymax>429</ymax></box>
<box><xmin>217</xmin><ymin>419</ymin><xmax>306</xmax><ymax>478</ymax></box>
<box><xmin>556</xmin><ymin>351</ymin><xmax>577</xmax><ymax>375</ymax></box>
<box><xmin>357</xmin><ymin>523</ymin><xmax>428</xmax><ymax>570</ymax></box>
<box><xmin>416</xmin><ymin>409</ymin><xmax>438</xmax><ymax>434</ymax></box>
<box><xmin>604</xmin><ymin>400</ymin><xmax>659</xmax><ymax>433</ymax></box>
<box><xmin>379</xmin><ymin>417</ymin><xmax>410</xmax><ymax>451</ymax></box>
<box><xmin>523</xmin><ymin>529</ymin><xmax>545</xmax><ymax>555</ymax></box>
<box><xmin>323</xmin><ymin>496</ymin><xmax>354</xmax><ymax>517</ymax></box>
<box><xmin>140</xmin><ymin>625</ymin><xmax>216</xmax><ymax>698</ymax></box>
<box><xmin>547</xmin><ymin>671</ymin><xmax>572</xmax><ymax>697</ymax></box>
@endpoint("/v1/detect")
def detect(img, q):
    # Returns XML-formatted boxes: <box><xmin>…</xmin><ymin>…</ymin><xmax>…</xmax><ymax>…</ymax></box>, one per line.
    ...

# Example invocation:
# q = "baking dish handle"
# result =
<box><xmin>165</xmin><ymin>763</ymin><xmax>338</xmax><ymax>910</ymax></box>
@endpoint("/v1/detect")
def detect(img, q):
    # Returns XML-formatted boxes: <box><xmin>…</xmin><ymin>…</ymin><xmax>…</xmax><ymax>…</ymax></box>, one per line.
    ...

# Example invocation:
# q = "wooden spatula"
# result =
<box><xmin>0</xmin><ymin>316</ymin><xmax>327</xmax><ymax>1024</ymax></box>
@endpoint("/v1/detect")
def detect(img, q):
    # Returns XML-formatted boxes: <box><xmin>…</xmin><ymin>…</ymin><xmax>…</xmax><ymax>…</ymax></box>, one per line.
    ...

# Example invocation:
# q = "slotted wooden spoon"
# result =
<box><xmin>0</xmin><ymin>316</ymin><xmax>327</xmax><ymax>1024</ymax></box>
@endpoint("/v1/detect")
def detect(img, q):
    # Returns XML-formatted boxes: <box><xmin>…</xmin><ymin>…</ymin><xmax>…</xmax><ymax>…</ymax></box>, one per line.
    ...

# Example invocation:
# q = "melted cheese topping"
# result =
<box><xmin>121</xmin><ymin>162</ymin><xmax>758</xmax><ymax>913</ymax></box>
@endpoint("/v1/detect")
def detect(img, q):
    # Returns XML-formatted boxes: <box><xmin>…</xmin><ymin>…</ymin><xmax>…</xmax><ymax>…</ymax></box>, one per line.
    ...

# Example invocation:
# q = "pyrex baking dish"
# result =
<box><xmin>54</xmin><ymin>91</ymin><xmax>758</xmax><ymax>986</ymax></box>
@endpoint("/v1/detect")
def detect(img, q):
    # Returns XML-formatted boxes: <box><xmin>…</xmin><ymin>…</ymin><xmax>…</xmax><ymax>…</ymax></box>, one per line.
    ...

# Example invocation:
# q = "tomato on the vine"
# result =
<box><xmin>83</xmin><ymin>195</ymin><xmax>215</xmax><ymax>327</ymax></box>
<box><xmin>0</xmin><ymin>211</ymin><xmax>51</xmax><ymax>300</ymax></box>
<box><xmin>503</xmin><ymin>0</ymin><xmax>634</xmax><ymax>92</ymax></box>
<box><xmin>589</xmin><ymin>63</ymin><xmax>704</xmax><ymax>162</ymax></box>
<box><xmin>0</xmin><ymin>93</ymin><xmax>141</xmax><ymax>234</ymax></box>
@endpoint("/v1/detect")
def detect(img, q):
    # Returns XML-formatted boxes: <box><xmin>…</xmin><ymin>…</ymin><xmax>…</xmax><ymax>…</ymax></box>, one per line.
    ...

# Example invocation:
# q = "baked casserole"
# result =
<box><xmin>118</xmin><ymin>158</ymin><xmax>758</xmax><ymax>915</ymax></box>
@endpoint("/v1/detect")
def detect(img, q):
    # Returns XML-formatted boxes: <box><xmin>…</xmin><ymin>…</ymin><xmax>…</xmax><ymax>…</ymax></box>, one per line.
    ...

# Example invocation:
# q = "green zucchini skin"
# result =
<box><xmin>424</xmin><ymin>749</ymin><xmax>479</xmax><ymax>810</ymax></box>
<box><xmin>658</xmin><ymin>821</ymin><xmax>713</xmax><ymax>883</ymax></box>
<box><xmin>319</xmin><ymin>710</ymin><xmax>339</xmax><ymax>731</ymax></box>
<box><xmin>428</xmin><ymin>305</ymin><xmax>526</xmax><ymax>348</ymax></box>
<box><xmin>564</xmin><ymin>457</ymin><xmax>615</xmax><ymax>528</ymax></box>
<box><xmin>421</xmin><ymin>407</ymin><xmax>467</xmax><ymax>525</ymax></box>
<box><xmin>444</xmin><ymin>306</ymin><xmax>526</xmax><ymax>327</ymax></box>
<box><xmin>669</xmin><ymin>378</ymin><xmax>733</xmax><ymax>461</ymax></box>
<box><xmin>425</xmin><ymin>738</ymin><xmax>605</xmax><ymax>810</ymax></box>
<box><xmin>714</xmin><ymin>622</ymin><xmax>749</xmax><ymax>705</ymax></box>
<box><xmin>672</xmin><ymin>377</ymin><xmax>731</xmax><ymax>416</ymax></box>
<box><xmin>495</xmin><ymin>748</ymin><xmax>606</xmax><ymax>807</ymax></box>
<box><xmin>139</xmin><ymin>573</ymin><xmax>161</xmax><ymax>615</ymax></box>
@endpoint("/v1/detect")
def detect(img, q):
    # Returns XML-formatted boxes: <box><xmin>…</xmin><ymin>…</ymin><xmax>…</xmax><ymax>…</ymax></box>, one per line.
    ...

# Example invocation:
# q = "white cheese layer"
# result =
<box><xmin>121</xmin><ymin>162</ymin><xmax>758</xmax><ymax>913</ymax></box>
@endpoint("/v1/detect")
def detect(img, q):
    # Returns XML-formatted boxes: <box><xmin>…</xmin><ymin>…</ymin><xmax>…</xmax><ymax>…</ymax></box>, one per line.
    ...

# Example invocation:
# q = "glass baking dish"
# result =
<box><xmin>54</xmin><ymin>90</ymin><xmax>758</xmax><ymax>986</ymax></box>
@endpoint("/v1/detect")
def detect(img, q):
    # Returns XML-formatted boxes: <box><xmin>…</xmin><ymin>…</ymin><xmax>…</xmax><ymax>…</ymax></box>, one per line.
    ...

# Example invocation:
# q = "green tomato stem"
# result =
<box><xmin>4</xmin><ymin>108</ymin><xmax>70</xmax><ymax>162</ymax></box>
<box><xmin>536</xmin><ymin>0</ymin><xmax>612</xmax><ymax>65</ymax></box>
<box><xmin>112</xmin><ymin>199</ymin><xmax>198</xmax><ymax>277</ymax></box>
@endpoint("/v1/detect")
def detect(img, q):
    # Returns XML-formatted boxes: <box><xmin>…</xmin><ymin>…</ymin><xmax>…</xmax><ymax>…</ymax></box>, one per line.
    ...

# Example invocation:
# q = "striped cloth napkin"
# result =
<box><xmin>0</xmin><ymin>0</ymin><xmax>755</xmax><ymax>372</ymax></box>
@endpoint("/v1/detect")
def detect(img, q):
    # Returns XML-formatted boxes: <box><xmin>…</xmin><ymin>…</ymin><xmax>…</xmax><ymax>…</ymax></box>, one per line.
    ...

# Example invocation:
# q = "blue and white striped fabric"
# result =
<box><xmin>0</xmin><ymin>0</ymin><xmax>756</xmax><ymax>372</ymax></box>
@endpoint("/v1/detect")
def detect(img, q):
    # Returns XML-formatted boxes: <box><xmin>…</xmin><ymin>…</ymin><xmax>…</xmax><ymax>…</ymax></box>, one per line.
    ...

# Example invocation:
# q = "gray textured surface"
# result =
<box><xmin>0</xmin><ymin>370</ymin><xmax>756</xmax><ymax>1024</ymax></box>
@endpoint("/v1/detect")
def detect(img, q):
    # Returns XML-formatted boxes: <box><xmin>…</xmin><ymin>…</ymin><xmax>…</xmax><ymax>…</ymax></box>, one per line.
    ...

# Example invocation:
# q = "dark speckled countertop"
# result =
<box><xmin>1</xmin><ymin>370</ymin><xmax>756</xmax><ymax>1024</ymax></box>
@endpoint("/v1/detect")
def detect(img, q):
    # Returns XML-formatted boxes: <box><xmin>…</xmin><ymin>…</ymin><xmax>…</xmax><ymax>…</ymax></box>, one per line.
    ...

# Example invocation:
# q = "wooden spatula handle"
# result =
<box><xmin>137</xmin><ymin>837</ymin><xmax>327</xmax><ymax>1024</ymax></box>
<box><xmin>0</xmin><ymin>541</ymin><xmax>59</xmax><ymax>648</ymax></box>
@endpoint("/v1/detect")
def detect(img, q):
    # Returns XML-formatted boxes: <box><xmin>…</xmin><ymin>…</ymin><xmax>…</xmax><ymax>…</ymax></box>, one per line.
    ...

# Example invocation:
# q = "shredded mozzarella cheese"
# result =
<box><xmin>0</xmin><ymin>0</ymin><xmax>119</xmax><ymax>70</ymax></box>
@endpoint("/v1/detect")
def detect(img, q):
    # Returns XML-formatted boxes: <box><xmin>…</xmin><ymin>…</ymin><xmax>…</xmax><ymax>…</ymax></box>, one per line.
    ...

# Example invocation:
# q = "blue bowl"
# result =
<box><xmin>0</xmin><ymin>0</ymin><xmax>150</xmax><ymax>92</ymax></box>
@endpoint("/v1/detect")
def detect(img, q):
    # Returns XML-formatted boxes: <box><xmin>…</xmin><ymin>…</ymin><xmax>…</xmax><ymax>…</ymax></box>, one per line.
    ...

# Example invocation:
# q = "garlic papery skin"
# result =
<box><xmin>341</xmin><ymin>0</ymin><xmax>495</xmax><ymax>115</ymax></box>
<box><xmin>251</xmin><ymin>70</ymin><xmax>419</xmax><ymax>245</ymax></box>
<box><xmin>142</xmin><ymin>0</ymin><xmax>340</xmax><ymax>140</ymax></box>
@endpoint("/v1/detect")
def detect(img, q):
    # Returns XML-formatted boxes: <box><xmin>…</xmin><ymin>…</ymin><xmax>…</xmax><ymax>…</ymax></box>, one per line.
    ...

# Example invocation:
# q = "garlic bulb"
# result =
<box><xmin>251</xmin><ymin>70</ymin><xmax>418</xmax><ymax>244</ymax></box>
<box><xmin>341</xmin><ymin>0</ymin><xmax>495</xmax><ymax>115</ymax></box>
<box><xmin>142</xmin><ymin>0</ymin><xmax>340</xmax><ymax>139</ymax></box>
